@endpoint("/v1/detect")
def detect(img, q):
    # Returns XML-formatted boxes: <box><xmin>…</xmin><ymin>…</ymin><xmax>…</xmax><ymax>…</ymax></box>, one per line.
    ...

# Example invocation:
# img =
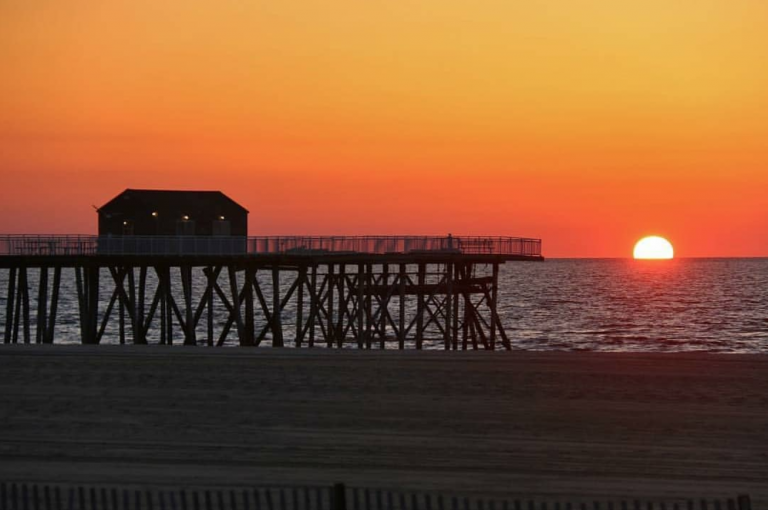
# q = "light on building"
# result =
<box><xmin>219</xmin><ymin>215</ymin><xmax>225</xmax><ymax>220</ymax></box>
<box><xmin>182</xmin><ymin>215</ymin><xmax>190</xmax><ymax>221</ymax></box>
<box><xmin>151</xmin><ymin>211</ymin><xmax>158</xmax><ymax>217</ymax></box>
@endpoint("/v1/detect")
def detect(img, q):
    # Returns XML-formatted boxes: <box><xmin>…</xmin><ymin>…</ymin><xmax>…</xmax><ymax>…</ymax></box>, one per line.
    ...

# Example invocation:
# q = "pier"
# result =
<box><xmin>0</xmin><ymin>235</ymin><xmax>542</xmax><ymax>349</ymax></box>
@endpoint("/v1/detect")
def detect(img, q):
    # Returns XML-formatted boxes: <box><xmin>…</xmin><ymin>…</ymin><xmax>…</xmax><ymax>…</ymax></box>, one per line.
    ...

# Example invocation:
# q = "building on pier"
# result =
<box><xmin>97</xmin><ymin>189</ymin><xmax>248</xmax><ymax>237</ymax></box>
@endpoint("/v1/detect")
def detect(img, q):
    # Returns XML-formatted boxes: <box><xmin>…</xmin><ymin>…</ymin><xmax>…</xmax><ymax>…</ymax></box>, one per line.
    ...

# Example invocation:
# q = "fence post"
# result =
<box><xmin>332</xmin><ymin>484</ymin><xmax>347</xmax><ymax>510</ymax></box>
<box><xmin>736</xmin><ymin>496</ymin><xmax>751</xmax><ymax>510</ymax></box>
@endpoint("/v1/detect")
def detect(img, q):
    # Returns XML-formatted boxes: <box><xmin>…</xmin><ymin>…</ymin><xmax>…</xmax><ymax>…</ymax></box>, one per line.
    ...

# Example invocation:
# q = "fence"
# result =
<box><xmin>0</xmin><ymin>235</ymin><xmax>542</xmax><ymax>258</ymax></box>
<box><xmin>0</xmin><ymin>483</ymin><xmax>752</xmax><ymax>510</ymax></box>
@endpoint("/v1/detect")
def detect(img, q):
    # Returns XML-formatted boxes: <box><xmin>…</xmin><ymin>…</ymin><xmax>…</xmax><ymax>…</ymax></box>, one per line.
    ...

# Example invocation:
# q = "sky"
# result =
<box><xmin>1</xmin><ymin>0</ymin><xmax>767</xmax><ymax>257</ymax></box>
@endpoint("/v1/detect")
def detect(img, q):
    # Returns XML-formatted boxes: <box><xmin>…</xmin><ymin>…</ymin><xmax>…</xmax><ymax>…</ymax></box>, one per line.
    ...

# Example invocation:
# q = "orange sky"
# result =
<box><xmin>1</xmin><ymin>0</ymin><xmax>767</xmax><ymax>257</ymax></box>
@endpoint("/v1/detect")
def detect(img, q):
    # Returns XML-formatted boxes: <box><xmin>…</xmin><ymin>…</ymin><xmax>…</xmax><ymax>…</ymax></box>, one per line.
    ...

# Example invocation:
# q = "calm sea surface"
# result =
<box><xmin>499</xmin><ymin>258</ymin><xmax>768</xmax><ymax>352</ymax></box>
<box><xmin>1</xmin><ymin>258</ymin><xmax>766</xmax><ymax>352</ymax></box>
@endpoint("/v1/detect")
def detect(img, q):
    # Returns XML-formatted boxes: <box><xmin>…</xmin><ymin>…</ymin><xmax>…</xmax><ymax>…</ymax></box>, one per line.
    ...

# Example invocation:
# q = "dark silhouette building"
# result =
<box><xmin>98</xmin><ymin>189</ymin><xmax>248</xmax><ymax>237</ymax></box>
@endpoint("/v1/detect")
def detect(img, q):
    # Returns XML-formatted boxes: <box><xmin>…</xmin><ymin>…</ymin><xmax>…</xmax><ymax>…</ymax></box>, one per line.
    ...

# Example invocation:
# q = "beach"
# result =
<box><xmin>0</xmin><ymin>346</ymin><xmax>766</xmax><ymax>506</ymax></box>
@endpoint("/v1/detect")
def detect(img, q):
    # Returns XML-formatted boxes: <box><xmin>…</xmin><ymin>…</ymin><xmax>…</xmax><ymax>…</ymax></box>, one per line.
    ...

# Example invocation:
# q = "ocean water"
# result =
<box><xmin>498</xmin><ymin>258</ymin><xmax>768</xmax><ymax>352</ymax></box>
<box><xmin>0</xmin><ymin>258</ymin><xmax>766</xmax><ymax>352</ymax></box>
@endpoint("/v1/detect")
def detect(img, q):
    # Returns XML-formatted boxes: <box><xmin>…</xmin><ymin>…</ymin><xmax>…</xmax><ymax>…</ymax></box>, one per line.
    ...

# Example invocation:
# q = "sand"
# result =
<box><xmin>0</xmin><ymin>346</ymin><xmax>767</xmax><ymax>506</ymax></box>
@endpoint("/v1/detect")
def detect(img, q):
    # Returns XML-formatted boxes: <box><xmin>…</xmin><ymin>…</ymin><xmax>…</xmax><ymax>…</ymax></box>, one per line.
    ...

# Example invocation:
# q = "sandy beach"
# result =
<box><xmin>0</xmin><ymin>346</ymin><xmax>766</xmax><ymax>506</ymax></box>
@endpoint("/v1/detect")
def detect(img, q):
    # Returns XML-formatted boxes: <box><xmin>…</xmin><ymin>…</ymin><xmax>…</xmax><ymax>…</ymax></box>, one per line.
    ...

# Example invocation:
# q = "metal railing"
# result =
<box><xmin>0</xmin><ymin>235</ymin><xmax>542</xmax><ymax>257</ymax></box>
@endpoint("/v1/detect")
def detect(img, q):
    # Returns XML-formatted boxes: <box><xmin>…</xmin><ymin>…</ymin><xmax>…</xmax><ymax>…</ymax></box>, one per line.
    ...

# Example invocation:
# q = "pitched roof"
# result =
<box><xmin>99</xmin><ymin>189</ymin><xmax>249</xmax><ymax>213</ymax></box>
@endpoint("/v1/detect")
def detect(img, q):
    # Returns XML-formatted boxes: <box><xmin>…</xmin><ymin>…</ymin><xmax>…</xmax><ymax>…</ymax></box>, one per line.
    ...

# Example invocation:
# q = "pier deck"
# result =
<box><xmin>0</xmin><ymin>235</ymin><xmax>542</xmax><ymax>349</ymax></box>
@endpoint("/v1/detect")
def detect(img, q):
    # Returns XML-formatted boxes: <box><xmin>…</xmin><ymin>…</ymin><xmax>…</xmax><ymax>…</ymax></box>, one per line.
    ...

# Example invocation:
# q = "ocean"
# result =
<box><xmin>499</xmin><ymin>258</ymin><xmax>768</xmax><ymax>352</ymax></box>
<box><xmin>1</xmin><ymin>258</ymin><xmax>766</xmax><ymax>352</ymax></box>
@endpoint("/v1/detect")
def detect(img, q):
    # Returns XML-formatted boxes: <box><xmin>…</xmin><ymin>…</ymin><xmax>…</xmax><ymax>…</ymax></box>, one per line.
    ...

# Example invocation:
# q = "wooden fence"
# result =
<box><xmin>0</xmin><ymin>483</ymin><xmax>752</xmax><ymax>510</ymax></box>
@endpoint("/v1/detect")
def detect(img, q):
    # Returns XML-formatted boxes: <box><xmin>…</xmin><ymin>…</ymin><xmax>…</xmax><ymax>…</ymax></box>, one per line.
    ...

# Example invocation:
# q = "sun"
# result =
<box><xmin>633</xmin><ymin>236</ymin><xmax>674</xmax><ymax>259</ymax></box>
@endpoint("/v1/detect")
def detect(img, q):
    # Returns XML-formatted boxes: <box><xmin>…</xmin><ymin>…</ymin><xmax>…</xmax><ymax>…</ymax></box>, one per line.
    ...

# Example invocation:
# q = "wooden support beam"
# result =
<box><xmin>452</xmin><ymin>263</ymin><xmax>460</xmax><ymax>350</ymax></box>
<box><xmin>356</xmin><ymin>264</ymin><xmax>364</xmax><ymax>349</ymax></box>
<box><xmin>142</xmin><ymin>279</ymin><xmax>162</xmax><ymax>340</ymax></box>
<box><xmin>96</xmin><ymin>285</ymin><xmax>121</xmax><ymax>345</ymax></box>
<box><xmin>366</xmin><ymin>263</ymin><xmax>373</xmax><ymax>349</ymax></box>
<box><xmin>327</xmin><ymin>264</ymin><xmax>334</xmax><ymax>348</ymax></box>
<box><xmin>75</xmin><ymin>267</ymin><xmax>86</xmax><ymax>344</ymax></box>
<box><xmin>490</xmin><ymin>262</ymin><xmax>499</xmax><ymax>351</ymax></box>
<box><xmin>206</xmin><ymin>266</ymin><xmax>217</xmax><ymax>346</ymax></box>
<box><xmin>243</xmin><ymin>267</ymin><xmax>255</xmax><ymax>346</ymax></box>
<box><xmin>216</xmin><ymin>281</ymin><xmax>247</xmax><ymax>347</ymax></box>
<box><xmin>85</xmin><ymin>265</ymin><xmax>100</xmax><ymax>345</ymax></box>
<box><xmin>308</xmin><ymin>265</ymin><xmax>317</xmax><ymax>347</ymax></box>
<box><xmin>127</xmin><ymin>266</ymin><xmax>138</xmax><ymax>344</ymax></box>
<box><xmin>416</xmin><ymin>263</ymin><xmax>425</xmax><ymax>350</ymax></box>
<box><xmin>271</xmin><ymin>266</ymin><xmax>284</xmax><ymax>347</ymax></box>
<box><xmin>12</xmin><ymin>268</ymin><xmax>23</xmax><ymax>343</ymax></box>
<box><xmin>4</xmin><ymin>267</ymin><xmax>16</xmax><ymax>344</ymax></box>
<box><xmin>163</xmin><ymin>266</ymin><xmax>173</xmax><ymax>345</ymax></box>
<box><xmin>255</xmin><ymin>270</ymin><xmax>300</xmax><ymax>344</ymax></box>
<box><xmin>181</xmin><ymin>265</ymin><xmax>196</xmax><ymax>346</ymax></box>
<box><xmin>483</xmin><ymin>286</ymin><xmax>511</xmax><ymax>350</ymax></box>
<box><xmin>195</xmin><ymin>266</ymin><xmax>222</xmax><ymax>332</ymax></box>
<box><xmin>35</xmin><ymin>267</ymin><xmax>48</xmax><ymax>344</ymax></box>
<box><xmin>296</xmin><ymin>266</ymin><xmax>305</xmax><ymax>347</ymax></box>
<box><xmin>379</xmin><ymin>264</ymin><xmax>388</xmax><ymax>349</ymax></box>
<box><xmin>336</xmin><ymin>264</ymin><xmax>345</xmax><ymax>348</ymax></box>
<box><xmin>137</xmin><ymin>266</ymin><xmax>147</xmax><ymax>345</ymax></box>
<box><xmin>445</xmin><ymin>262</ymin><xmax>453</xmax><ymax>350</ymax></box>
<box><xmin>118</xmin><ymin>271</ymin><xmax>126</xmax><ymax>345</ymax></box>
<box><xmin>398</xmin><ymin>264</ymin><xmax>406</xmax><ymax>350</ymax></box>
<box><xmin>158</xmin><ymin>267</ymin><xmax>166</xmax><ymax>345</ymax></box>
<box><xmin>227</xmin><ymin>265</ymin><xmax>245</xmax><ymax>344</ymax></box>
<box><xmin>45</xmin><ymin>277</ymin><xmax>63</xmax><ymax>330</ymax></box>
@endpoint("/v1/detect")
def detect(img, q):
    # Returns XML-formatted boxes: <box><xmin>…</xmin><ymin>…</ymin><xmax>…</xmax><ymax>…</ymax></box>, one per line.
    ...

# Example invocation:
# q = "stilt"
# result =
<box><xmin>43</xmin><ymin>266</ymin><xmax>61</xmax><ymax>344</ymax></box>
<box><xmin>4</xmin><ymin>267</ymin><xmax>16</xmax><ymax>344</ymax></box>
<box><xmin>490</xmin><ymin>262</ymin><xmax>499</xmax><ymax>351</ymax></box>
<box><xmin>164</xmin><ymin>266</ymin><xmax>173</xmax><ymax>345</ymax></box>
<box><xmin>243</xmin><ymin>267</ymin><xmax>255</xmax><ymax>346</ymax></box>
<box><xmin>12</xmin><ymin>268</ymin><xmax>23</xmax><ymax>343</ymax></box>
<box><xmin>207</xmin><ymin>266</ymin><xmax>214</xmax><ymax>346</ymax></box>
<box><xmin>365</xmin><ymin>263</ymin><xmax>373</xmax><ymax>349</ymax></box>
<box><xmin>416</xmin><ymin>263</ymin><xmax>425</xmax><ymax>350</ymax></box>
<box><xmin>308</xmin><ymin>265</ymin><xmax>317</xmax><ymax>347</ymax></box>
<box><xmin>452</xmin><ymin>263</ymin><xmax>460</xmax><ymax>350</ymax></box>
<box><xmin>118</xmin><ymin>270</ymin><xmax>126</xmax><ymax>345</ymax></box>
<box><xmin>85</xmin><ymin>265</ymin><xmax>99</xmax><ymax>344</ymax></box>
<box><xmin>445</xmin><ymin>262</ymin><xmax>453</xmax><ymax>350</ymax></box>
<box><xmin>137</xmin><ymin>266</ymin><xmax>147</xmax><ymax>344</ymax></box>
<box><xmin>271</xmin><ymin>266</ymin><xmax>283</xmax><ymax>347</ymax></box>
<box><xmin>159</xmin><ymin>267</ymin><xmax>167</xmax><ymax>346</ymax></box>
<box><xmin>36</xmin><ymin>267</ymin><xmax>48</xmax><ymax>344</ymax></box>
<box><xmin>336</xmin><ymin>264</ymin><xmax>345</xmax><ymax>347</ymax></box>
<box><xmin>181</xmin><ymin>265</ymin><xmax>196</xmax><ymax>346</ymax></box>
<box><xmin>296</xmin><ymin>266</ymin><xmax>305</xmax><ymax>347</ymax></box>
<box><xmin>398</xmin><ymin>263</ymin><xmax>406</xmax><ymax>350</ymax></box>
<box><xmin>326</xmin><ymin>264</ymin><xmax>334</xmax><ymax>348</ymax></box>
<box><xmin>227</xmin><ymin>265</ymin><xmax>244</xmax><ymax>344</ymax></box>
<box><xmin>75</xmin><ymin>267</ymin><xmax>86</xmax><ymax>344</ymax></box>
<box><xmin>127</xmin><ymin>266</ymin><xmax>138</xmax><ymax>344</ymax></box>
<box><xmin>356</xmin><ymin>263</ymin><xmax>364</xmax><ymax>349</ymax></box>
<box><xmin>379</xmin><ymin>264</ymin><xmax>388</xmax><ymax>349</ymax></box>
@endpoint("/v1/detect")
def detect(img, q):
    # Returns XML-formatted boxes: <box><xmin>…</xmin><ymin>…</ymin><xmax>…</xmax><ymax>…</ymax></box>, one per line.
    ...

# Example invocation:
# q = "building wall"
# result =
<box><xmin>98</xmin><ymin>192</ymin><xmax>248</xmax><ymax>236</ymax></box>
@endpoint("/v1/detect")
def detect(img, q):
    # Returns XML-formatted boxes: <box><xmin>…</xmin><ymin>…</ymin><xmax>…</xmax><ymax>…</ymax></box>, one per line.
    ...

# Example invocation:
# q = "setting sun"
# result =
<box><xmin>633</xmin><ymin>236</ymin><xmax>674</xmax><ymax>260</ymax></box>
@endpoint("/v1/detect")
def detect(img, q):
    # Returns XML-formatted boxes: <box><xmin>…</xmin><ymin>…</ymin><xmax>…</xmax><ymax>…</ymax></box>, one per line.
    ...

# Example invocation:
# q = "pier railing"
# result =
<box><xmin>0</xmin><ymin>235</ymin><xmax>542</xmax><ymax>257</ymax></box>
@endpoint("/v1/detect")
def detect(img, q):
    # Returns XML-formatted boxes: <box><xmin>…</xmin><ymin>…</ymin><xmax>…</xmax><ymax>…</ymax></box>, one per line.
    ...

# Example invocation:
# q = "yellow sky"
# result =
<box><xmin>1</xmin><ymin>0</ymin><xmax>767</xmax><ymax>256</ymax></box>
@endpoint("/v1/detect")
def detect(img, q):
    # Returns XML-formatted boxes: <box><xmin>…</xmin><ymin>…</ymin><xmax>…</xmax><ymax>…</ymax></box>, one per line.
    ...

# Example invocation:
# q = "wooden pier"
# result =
<box><xmin>0</xmin><ymin>236</ymin><xmax>543</xmax><ymax>349</ymax></box>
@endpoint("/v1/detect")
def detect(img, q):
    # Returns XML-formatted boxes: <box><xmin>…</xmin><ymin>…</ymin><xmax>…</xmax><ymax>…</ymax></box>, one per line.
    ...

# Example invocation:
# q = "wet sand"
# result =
<box><xmin>1</xmin><ymin>346</ymin><xmax>766</xmax><ymax>505</ymax></box>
